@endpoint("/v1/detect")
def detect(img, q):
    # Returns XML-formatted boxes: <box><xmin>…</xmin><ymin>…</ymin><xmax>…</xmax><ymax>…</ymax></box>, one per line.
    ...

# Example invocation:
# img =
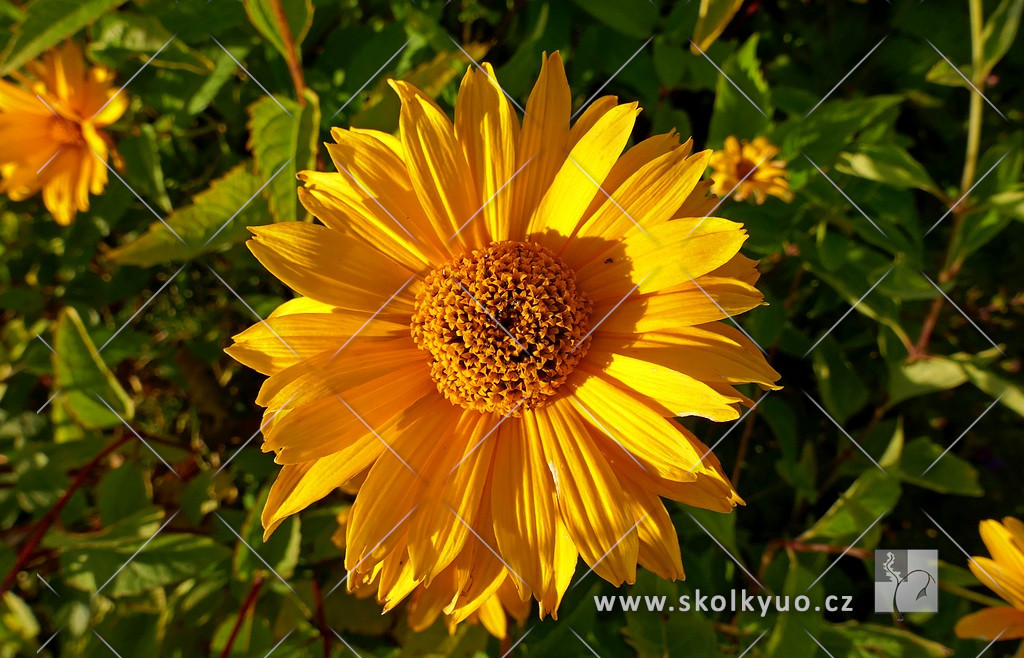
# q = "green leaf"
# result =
<box><xmin>836</xmin><ymin>144</ymin><xmax>938</xmax><ymax>192</ymax></box>
<box><xmin>118</xmin><ymin>124</ymin><xmax>173</xmax><ymax>214</ymax></box>
<box><xmin>87</xmin><ymin>12</ymin><xmax>211</xmax><ymax>73</ymax></box>
<box><xmin>232</xmin><ymin>484</ymin><xmax>301</xmax><ymax>582</ymax></box>
<box><xmin>818</xmin><ymin>622</ymin><xmax>953</xmax><ymax>657</ymax></box>
<box><xmin>52</xmin><ymin>307</ymin><xmax>133</xmax><ymax>430</ymax></box>
<box><xmin>247</xmin><ymin>89</ymin><xmax>320</xmax><ymax>223</ymax></box>
<box><xmin>887</xmin><ymin>356</ymin><xmax>970</xmax><ymax>407</ymax></box>
<box><xmin>811</xmin><ymin>337</ymin><xmax>870</xmax><ymax>426</ymax></box>
<box><xmin>623</xmin><ymin>572</ymin><xmax>717</xmax><ymax>657</ymax></box>
<box><xmin>242</xmin><ymin>0</ymin><xmax>312</xmax><ymax>65</ymax></box>
<box><xmin>708</xmin><ymin>35</ymin><xmax>771</xmax><ymax>145</ymax></box>
<box><xmin>691</xmin><ymin>0</ymin><xmax>745</xmax><ymax>53</ymax></box>
<box><xmin>0</xmin><ymin>0</ymin><xmax>126</xmax><ymax>75</ymax></box>
<box><xmin>108</xmin><ymin>164</ymin><xmax>265</xmax><ymax>267</ymax></box>
<box><xmin>801</xmin><ymin>469</ymin><xmax>899</xmax><ymax>544</ymax></box>
<box><xmin>97</xmin><ymin>464</ymin><xmax>150</xmax><ymax>525</ymax></box>
<box><xmin>570</xmin><ymin>0</ymin><xmax>658</xmax><ymax>40</ymax></box>
<box><xmin>765</xmin><ymin>553</ymin><xmax>824</xmax><ymax>657</ymax></box>
<box><xmin>981</xmin><ymin>0</ymin><xmax>1024</xmax><ymax>75</ymax></box>
<box><xmin>896</xmin><ymin>437</ymin><xmax>983</xmax><ymax>496</ymax></box>
<box><xmin>959</xmin><ymin>361</ymin><xmax>1024</xmax><ymax>418</ymax></box>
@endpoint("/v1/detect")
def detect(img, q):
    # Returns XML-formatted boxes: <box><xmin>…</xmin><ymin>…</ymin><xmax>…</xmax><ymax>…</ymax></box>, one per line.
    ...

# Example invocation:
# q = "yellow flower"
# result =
<box><xmin>0</xmin><ymin>41</ymin><xmax>127</xmax><ymax>225</ymax></box>
<box><xmin>228</xmin><ymin>52</ymin><xmax>780</xmax><ymax>633</ymax></box>
<box><xmin>955</xmin><ymin>517</ymin><xmax>1024</xmax><ymax>642</ymax></box>
<box><xmin>709</xmin><ymin>136</ymin><xmax>793</xmax><ymax>204</ymax></box>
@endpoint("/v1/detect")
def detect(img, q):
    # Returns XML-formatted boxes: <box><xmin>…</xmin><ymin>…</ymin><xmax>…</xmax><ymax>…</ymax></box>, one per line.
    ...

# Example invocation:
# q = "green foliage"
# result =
<box><xmin>2</xmin><ymin>0</ymin><xmax>1023</xmax><ymax>657</ymax></box>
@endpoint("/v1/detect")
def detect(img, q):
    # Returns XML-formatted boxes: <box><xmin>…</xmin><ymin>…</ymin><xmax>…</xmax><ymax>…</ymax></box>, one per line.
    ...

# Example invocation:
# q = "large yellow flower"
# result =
<box><xmin>955</xmin><ymin>517</ymin><xmax>1024</xmax><ymax>643</ymax></box>
<box><xmin>0</xmin><ymin>41</ymin><xmax>127</xmax><ymax>225</ymax></box>
<box><xmin>228</xmin><ymin>52</ymin><xmax>780</xmax><ymax>631</ymax></box>
<box><xmin>709</xmin><ymin>136</ymin><xmax>793</xmax><ymax>204</ymax></box>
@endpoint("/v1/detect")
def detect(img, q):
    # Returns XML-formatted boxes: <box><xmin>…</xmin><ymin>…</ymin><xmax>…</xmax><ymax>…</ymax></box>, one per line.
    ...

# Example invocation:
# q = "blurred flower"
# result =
<box><xmin>709</xmin><ymin>136</ymin><xmax>793</xmax><ymax>204</ymax></box>
<box><xmin>0</xmin><ymin>42</ymin><xmax>127</xmax><ymax>225</ymax></box>
<box><xmin>229</xmin><ymin>52</ymin><xmax>779</xmax><ymax>632</ymax></box>
<box><xmin>955</xmin><ymin>517</ymin><xmax>1024</xmax><ymax>642</ymax></box>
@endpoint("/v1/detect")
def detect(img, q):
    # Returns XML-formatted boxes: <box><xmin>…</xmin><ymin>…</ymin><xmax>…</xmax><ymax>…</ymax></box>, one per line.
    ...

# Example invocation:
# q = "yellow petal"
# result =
<box><xmin>596</xmin><ymin>277</ymin><xmax>764</xmax><ymax>333</ymax></box>
<box><xmin>620</xmin><ymin>475</ymin><xmax>685</xmax><ymax>581</ymax></box>
<box><xmin>955</xmin><ymin>606</ymin><xmax>1024</xmax><ymax>640</ymax></box>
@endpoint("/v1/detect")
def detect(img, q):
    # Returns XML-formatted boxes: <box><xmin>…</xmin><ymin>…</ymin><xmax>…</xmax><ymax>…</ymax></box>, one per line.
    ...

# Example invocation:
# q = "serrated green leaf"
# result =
<box><xmin>108</xmin><ymin>164</ymin><xmax>265</xmax><ymax>267</ymax></box>
<box><xmin>0</xmin><ymin>0</ymin><xmax>126</xmax><ymax>74</ymax></box>
<box><xmin>691</xmin><ymin>0</ymin><xmax>745</xmax><ymax>53</ymax></box>
<box><xmin>247</xmin><ymin>89</ymin><xmax>320</xmax><ymax>223</ymax></box>
<box><xmin>836</xmin><ymin>144</ymin><xmax>938</xmax><ymax>192</ymax></box>
<box><xmin>52</xmin><ymin>307</ymin><xmax>133</xmax><ymax>430</ymax></box>
<box><xmin>242</xmin><ymin>0</ymin><xmax>312</xmax><ymax>65</ymax></box>
<box><xmin>707</xmin><ymin>35</ymin><xmax>771</xmax><ymax>145</ymax></box>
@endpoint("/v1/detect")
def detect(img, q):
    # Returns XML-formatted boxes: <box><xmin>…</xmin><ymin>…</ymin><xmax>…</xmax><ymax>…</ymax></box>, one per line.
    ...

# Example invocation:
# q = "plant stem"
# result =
<box><xmin>219</xmin><ymin>573</ymin><xmax>265</xmax><ymax>658</ymax></box>
<box><xmin>269</xmin><ymin>0</ymin><xmax>307</xmax><ymax>103</ymax></box>
<box><xmin>0</xmin><ymin>435</ymin><xmax>132</xmax><ymax>596</ymax></box>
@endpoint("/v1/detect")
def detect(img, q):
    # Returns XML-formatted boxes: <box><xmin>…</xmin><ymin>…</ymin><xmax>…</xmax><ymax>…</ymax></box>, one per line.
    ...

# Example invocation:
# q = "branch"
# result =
<box><xmin>269</xmin><ymin>0</ymin><xmax>307</xmax><ymax>102</ymax></box>
<box><xmin>219</xmin><ymin>573</ymin><xmax>265</xmax><ymax>658</ymax></box>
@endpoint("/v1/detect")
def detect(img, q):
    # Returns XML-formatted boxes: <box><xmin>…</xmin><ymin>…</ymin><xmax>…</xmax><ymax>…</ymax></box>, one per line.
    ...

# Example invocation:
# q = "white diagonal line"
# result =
<box><xmin>202</xmin><ymin>157</ymin><xmax>294</xmax><ymax>248</ymax></box>
<box><xmin>447</xmin><ymin>401</ymin><xmax>523</xmax><ymax>475</ymax></box>
<box><xmin>920</xmin><ymin>271</ymin><xmax>1005</xmax><ymax>355</ymax></box>
<box><xmin>91</xmin><ymin>35</ymin><xmax>176</xmax><ymax>120</ymax></box>
<box><xmin>325</xmin><ymin>505</ymin><xmax>418</xmax><ymax>596</ymax></box>
<box><xmin>94</xmin><ymin>393</ymin><xmax>182</xmax><ymax>478</ymax></box>
<box><xmin>329</xmin><ymin>628</ymin><xmax>364</xmax><ymax>658</ymax></box>
<box><xmin>683</xmin><ymin>152</ymin><xmax>772</xmax><ymax>239</ymax></box>
<box><xmin>36</xmin><ymin>148</ymin><xmax>63</xmax><ymax>175</ymax></box>
<box><xmin>804</xmin><ymin>629</ymin><xmax>836</xmax><ymax>657</ymax></box>
<box><xmin>206</xmin><ymin>264</ymin><xmax>304</xmax><ymax>362</ymax></box>
<box><xmin>803</xmin><ymin>153</ymin><xmax>888</xmax><ymax>238</ymax></box>
<box><xmin>802</xmin><ymin>389</ymin><xmax>886</xmax><ymax>473</ymax></box>
<box><xmin>686</xmin><ymin>511</ymin><xmax>765</xmax><ymax>589</ymax></box>
<box><xmin>38</xmin><ymin>630</ymin><xmax>60</xmax><ymax>653</ymax></box>
<box><xmin>92</xmin><ymin>630</ymin><xmax>123</xmax><ymax>658</ymax></box>
<box><xmin>457</xmin><ymin>281</ymin><xmax>529</xmax><ymax>353</ymax></box>
<box><xmin>447</xmin><ymin>504</ymin><xmax>528</xmax><ymax>587</ymax></box>
<box><xmin>690</xmin><ymin>392</ymin><xmax>771</xmax><ymax>473</ymax></box>
<box><xmin>91</xmin><ymin>150</ymin><xmax>189</xmax><ymax>247</ymax></box>
<box><xmin>211</xmin><ymin>36</ymin><xmax>292</xmax><ymax>117</ymax></box>
<box><xmin>573</xmin><ymin>37</ymin><xmax>654</xmax><ymax>120</ymax></box>
<box><xmin>568</xmin><ymin>154</ymin><xmax>651</xmax><ymax>238</ymax></box>
<box><xmin>331</xmin><ymin>38</ymin><xmax>411</xmax><ymax>119</ymax></box>
<box><xmin>215</xmin><ymin>390</ymin><xmax>299</xmax><ymax>476</ymax></box>
<box><xmin>37</xmin><ymin>573</ymin><xmax>60</xmax><ymax>597</ymax></box>
<box><xmin>335</xmin><ymin>394</ymin><xmax>421</xmax><ymax>480</ymax></box>
<box><xmin>570</xmin><ymin>272</ymin><xmax>653</xmax><ymax>353</ymax></box>
<box><xmin>35</xmin><ymin>334</ymin><xmax>56</xmax><ymax>353</ymax></box>
<box><xmin>925</xmin><ymin>152</ymin><xmax>1009</xmax><ymax>235</ymax></box>
<box><xmin>922</xmin><ymin>395</ymin><xmax>1002</xmax><ymax>475</ymax></box>
<box><xmin>36</xmin><ymin>389</ymin><xmax>61</xmax><ymax>414</ymax></box>
<box><xmin>35</xmin><ymin>94</ymin><xmax>59</xmax><ymax>117</ymax></box>
<box><xmin>738</xmin><ymin>629</ymin><xmax>769</xmax><ymax>658</ymax></box>
<box><xmin>335</xmin><ymin>161</ymin><xmax>418</xmax><ymax>243</ymax></box>
<box><xmin>500</xmin><ymin>626</ymin><xmax>535</xmax><ymax>658</ymax></box>
<box><xmin>262</xmin><ymin>628</ymin><xmax>294</xmax><ymax>657</ymax></box>
<box><xmin>690</xmin><ymin>40</ymin><xmax>768</xmax><ymax>118</ymax></box>
<box><xmin>568</xmin><ymin>628</ymin><xmax>603</xmax><ymax>658</ymax></box>
<box><xmin>448</xmin><ymin>155</ymin><xmax>536</xmax><ymax>242</ymax></box>
<box><xmin>805</xmin><ymin>513</ymin><xmax>885</xmax><ymax>592</ymax></box>
<box><xmin>924</xmin><ymin>38</ymin><xmax>1007</xmax><ymax>120</ymax></box>
<box><xmin>805</xmin><ymin>36</ymin><xmax>888</xmax><ymax>118</ymax></box>
<box><xmin>95</xmin><ymin>510</ymin><xmax>180</xmax><ymax>595</ymax></box>
<box><xmin>921</xmin><ymin>510</ymin><xmax>1011</xmax><ymax>601</ymax></box>
<box><xmin>573</xmin><ymin>403</ymin><xmax>649</xmax><ymax>473</ymax></box>
<box><xmin>215</xmin><ymin>513</ymin><xmax>298</xmax><ymax>595</ymax></box>
<box><xmin>97</xmin><ymin>264</ymin><xmax>187</xmax><ymax>353</ymax></box>
<box><xmin>447</xmin><ymin>36</ymin><xmax>528</xmax><ymax>116</ymax></box>
<box><xmin>975</xmin><ymin>629</ymin><xmax>1006</xmax><ymax>657</ymax></box>
<box><xmin>804</xmin><ymin>265</ymin><xmax>895</xmax><ymax>357</ymax></box>
<box><xmin>570</xmin><ymin>514</ymin><xmax>646</xmax><ymax>589</ymax></box>
<box><xmin>328</xmin><ymin>273</ymin><xmax>419</xmax><ymax>361</ymax></box>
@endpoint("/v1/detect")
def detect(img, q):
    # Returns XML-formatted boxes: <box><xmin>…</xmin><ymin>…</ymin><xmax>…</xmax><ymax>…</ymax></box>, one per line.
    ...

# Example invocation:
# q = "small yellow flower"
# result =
<box><xmin>709</xmin><ymin>136</ymin><xmax>793</xmax><ymax>204</ymax></box>
<box><xmin>0</xmin><ymin>42</ymin><xmax>127</xmax><ymax>225</ymax></box>
<box><xmin>229</xmin><ymin>52</ymin><xmax>781</xmax><ymax>634</ymax></box>
<box><xmin>955</xmin><ymin>517</ymin><xmax>1024</xmax><ymax>643</ymax></box>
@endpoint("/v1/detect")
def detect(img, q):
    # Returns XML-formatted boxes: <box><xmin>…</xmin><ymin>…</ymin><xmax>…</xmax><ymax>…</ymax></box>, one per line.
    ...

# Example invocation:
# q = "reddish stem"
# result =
<box><xmin>219</xmin><ymin>573</ymin><xmax>265</xmax><ymax>658</ymax></box>
<box><xmin>0</xmin><ymin>435</ymin><xmax>132</xmax><ymax>596</ymax></box>
<box><xmin>313</xmin><ymin>577</ymin><xmax>331</xmax><ymax>658</ymax></box>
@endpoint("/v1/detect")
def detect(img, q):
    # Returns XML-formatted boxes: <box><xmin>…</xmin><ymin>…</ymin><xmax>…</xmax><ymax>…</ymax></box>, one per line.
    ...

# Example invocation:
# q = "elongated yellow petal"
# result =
<box><xmin>955</xmin><ymin>606</ymin><xmax>1024</xmax><ymax>640</ymax></box>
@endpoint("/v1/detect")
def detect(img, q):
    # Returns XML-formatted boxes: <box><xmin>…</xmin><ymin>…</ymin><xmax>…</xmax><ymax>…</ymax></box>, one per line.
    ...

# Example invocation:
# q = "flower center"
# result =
<box><xmin>411</xmin><ymin>241</ymin><xmax>592</xmax><ymax>416</ymax></box>
<box><xmin>48</xmin><ymin>117</ymin><xmax>85</xmax><ymax>146</ymax></box>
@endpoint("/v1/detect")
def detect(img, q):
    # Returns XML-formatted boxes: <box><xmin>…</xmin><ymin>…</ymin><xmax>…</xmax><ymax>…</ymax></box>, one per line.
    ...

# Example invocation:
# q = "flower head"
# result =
<box><xmin>955</xmin><ymin>517</ymin><xmax>1024</xmax><ymax>642</ymax></box>
<box><xmin>709</xmin><ymin>136</ymin><xmax>793</xmax><ymax>204</ymax></box>
<box><xmin>228</xmin><ymin>52</ymin><xmax>780</xmax><ymax>634</ymax></box>
<box><xmin>0</xmin><ymin>42</ymin><xmax>127</xmax><ymax>225</ymax></box>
